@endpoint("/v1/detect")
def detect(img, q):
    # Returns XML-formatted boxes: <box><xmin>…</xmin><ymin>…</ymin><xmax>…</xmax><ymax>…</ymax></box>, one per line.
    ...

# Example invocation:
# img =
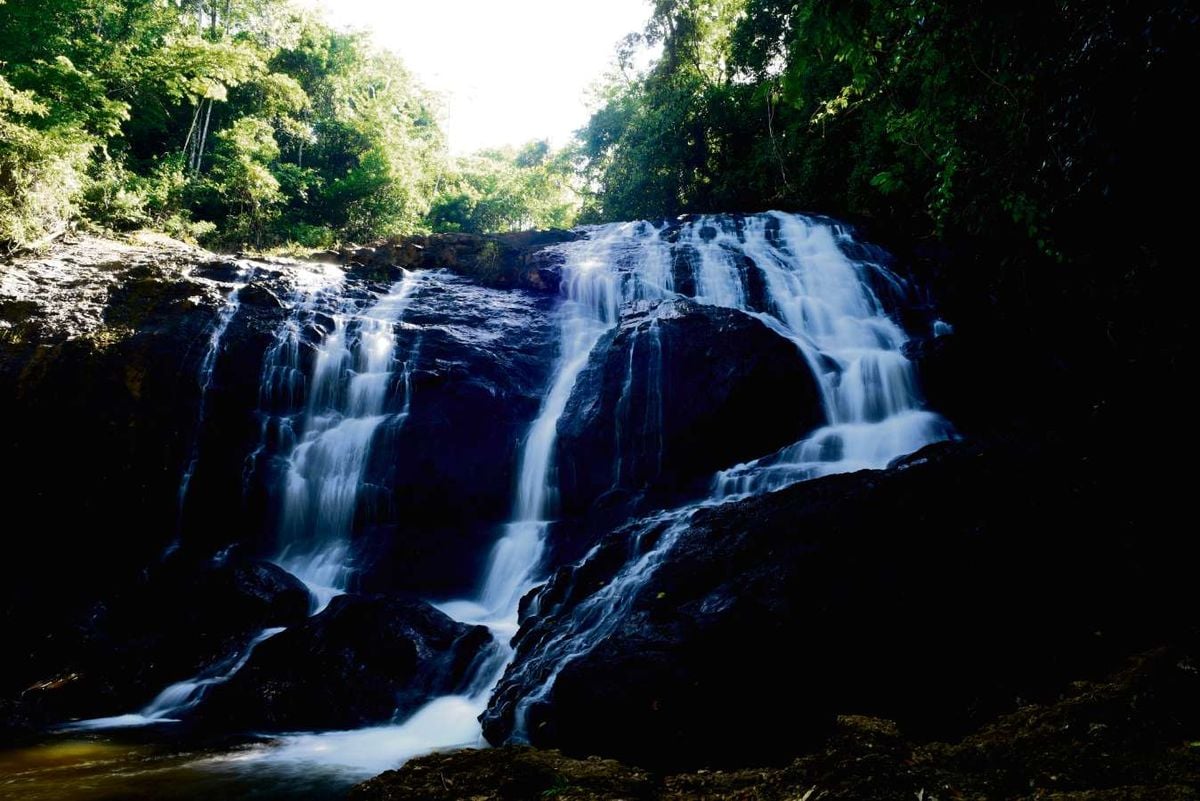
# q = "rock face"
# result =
<box><xmin>196</xmin><ymin>594</ymin><xmax>492</xmax><ymax>731</ymax></box>
<box><xmin>352</xmin><ymin>274</ymin><xmax>557</xmax><ymax>597</ymax></box>
<box><xmin>12</xmin><ymin>553</ymin><xmax>311</xmax><ymax>727</ymax></box>
<box><xmin>357</xmin><ymin>647</ymin><xmax>1200</xmax><ymax>800</ymax></box>
<box><xmin>554</xmin><ymin>299</ymin><xmax>823</xmax><ymax>521</ymax></box>
<box><xmin>0</xmin><ymin>233</ymin><xmax>556</xmax><ymax>729</ymax></box>
<box><xmin>0</xmin><ymin>236</ymin><xmax>290</xmax><ymax>714</ymax></box>
<box><xmin>483</xmin><ymin>433</ymin><xmax>1197</xmax><ymax>769</ymax></box>
<box><xmin>336</xmin><ymin>229</ymin><xmax>581</xmax><ymax>292</ymax></box>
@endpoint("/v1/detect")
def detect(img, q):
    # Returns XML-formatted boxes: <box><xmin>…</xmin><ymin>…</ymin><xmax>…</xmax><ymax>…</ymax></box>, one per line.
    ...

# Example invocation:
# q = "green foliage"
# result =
<box><xmin>0</xmin><ymin>0</ymin><xmax>574</xmax><ymax>251</ymax></box>
<box><xmin>0</xmin><ymin>74</ymin><xmax>94</xmax><ymax>250</ymax></box>
<box><xmin>430</xmin><ymin>142</ymin><xmax>578</xmax><ymax>234</ymax></box>
<box><xmin>205</xmin><ymin>116</ymin><xmax>283</xmax><ymax>245</ymax></box>
<box><xmin>577</xmin><ymin>0</ymin><xmax>1197</xmax><ymax>266</ymax></box>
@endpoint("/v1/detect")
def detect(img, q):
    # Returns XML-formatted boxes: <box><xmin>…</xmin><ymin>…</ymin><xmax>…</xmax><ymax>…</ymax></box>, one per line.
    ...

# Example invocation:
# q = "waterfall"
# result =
<box><xmin>86</xmin><ymin>212</ymin><xmax>947</xmax><ymax>772</ymax></box>
<box><xmin>249</xmin><ymin>225</ymin><xmax>654</xmax><ymax>770</ymax></box>
<box><xmin>250</xmin><ymin>211</ymin><xmax>949</xmax><ymax>771</ymax></box>
<box><xmin>459</xmin><ymin>224</ymin><xmax>637</xmax><ymax>625</ymax></box>
<box><xmin>153</xmin><ymin>269</ymin><xmax>420</xmax><ymax>715</ymax></box>
<box><xmin>274</xmin><ymin>271</ymin><xmax>420</xmax><ymax>611</ymax></box>
<box><xmin>498</xmin><ymin>211</ymin><xmax>947</xmax><ymax>516</ymax></box>
<box><xmin>67</xmin><ymin>266</ymin><xmax>421</xmax><ymax>730</ymax></box>
<box><xmin>707</xmin><ymin>212</ymin><xmax>951</xmax><ymax>492</ymax></box>
<box><xmin>491</xmin><ymin>211</ymin><xmax>951</xmax><ymax>740</ymax></box>
<box><xmin>241</xmin><ymin>272</ymin><xmax>342</xmax><ymax>499</ymax></box>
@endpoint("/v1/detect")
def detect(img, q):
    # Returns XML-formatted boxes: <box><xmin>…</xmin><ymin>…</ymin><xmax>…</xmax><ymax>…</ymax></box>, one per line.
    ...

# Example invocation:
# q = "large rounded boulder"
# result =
<box><xmin>554</xmin><ymin>298</ymin><xmax>824</xmax><ymax>519</ymax></box>
<box><xmin>483</xmin><ymin>437</ymin><xmax>1196</xmax><ymax>769</ymax></box>
<box><xmin>196</xmin><ymin>594</ymin><xmax>493</xmax><ymax>731</ymax></box>
<box><xmin>12</xmin><ymin>553</ymin><xmax>311</xmax><ymax>727</ymax></box>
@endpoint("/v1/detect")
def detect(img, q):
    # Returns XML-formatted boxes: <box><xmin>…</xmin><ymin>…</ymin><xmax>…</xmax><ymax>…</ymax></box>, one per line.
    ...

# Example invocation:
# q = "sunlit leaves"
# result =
<box><xmin>429</xmin><ymin>142</ymin><xmax>578</xmax><ymax>234</ymax></box>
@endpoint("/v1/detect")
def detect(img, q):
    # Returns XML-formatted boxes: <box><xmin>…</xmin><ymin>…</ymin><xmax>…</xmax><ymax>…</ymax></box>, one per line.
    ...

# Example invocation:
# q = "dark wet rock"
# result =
<box><xmin>10</xmin><ymin>554</ymin><xmax>311</xmax><ymax>727</ymax></box>
<box><xmin>354</xmin><ymin>274</ymin><xmax>557</xmax><ymax>598</ymax></box>
<box><xmin>904</xmin><ymin>331</ymin><xmax>1005</xmax><ymax>436</ymax></box>
<box><xmin>196</xmin><ymin>594</ymin><xmax>493</xmax><ymax>731</ymax></box>
<box><xmin>191</xmin><ymin>258</ymin><xmax>246</xmax><ymax>283</ymax></box>
<box><xmin>554</xmin><ymin>298</ymin><xmax>822</xmax><ymax>526</ymax></box>
<box><xmin>363</xmin><ymin>648</ymin><xmax>1200</xmax><ymax>800</ymax></box>
<box><xmin>334</xmin><ymin>229</ymin><xmax>581</xmax><ymax>291</ymax></box>
<box><xmin>198</xmin><ymin>556</ymin><xmax>313</xmax><ymax>627</ymax></box>
<box><xmin>0</xmin><ymin>239</ymin><xmax>250</xmax><ymax>709</ymax></box>
<box><xmin>236</xmin><ymin>282</ymin><xmax>284</xmax><ymax>309</ymax></box>
<box><xmin>484</xmin><ymin>434</ymin><xmax>1197</xmax><ymax>769</ymax></box>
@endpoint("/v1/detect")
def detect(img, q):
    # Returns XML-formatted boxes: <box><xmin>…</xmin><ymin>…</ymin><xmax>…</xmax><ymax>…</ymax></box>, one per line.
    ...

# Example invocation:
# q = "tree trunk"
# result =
<box><xmin>195</xmin><ymin>100</ymin><xmax>215</xmax><ymax>174</ymax></box>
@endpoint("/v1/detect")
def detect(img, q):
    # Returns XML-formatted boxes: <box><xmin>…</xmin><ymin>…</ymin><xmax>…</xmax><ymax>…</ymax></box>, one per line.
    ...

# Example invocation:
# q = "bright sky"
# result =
<box><xmin>300</xmin><ymin>0</ymin><xmax>653</xmax><ymax>154</ymax></box>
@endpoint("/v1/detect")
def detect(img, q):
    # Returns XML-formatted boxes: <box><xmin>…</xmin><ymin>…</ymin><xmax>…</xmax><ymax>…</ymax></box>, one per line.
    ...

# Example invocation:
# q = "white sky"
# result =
<box><xmin>299</xmin><ymin>0</ymin><xmax>653</xmax><ymax>154</ymax></box>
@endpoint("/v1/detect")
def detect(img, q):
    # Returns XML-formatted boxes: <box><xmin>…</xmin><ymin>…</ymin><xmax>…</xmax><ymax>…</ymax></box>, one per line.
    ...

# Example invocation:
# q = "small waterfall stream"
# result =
<box><xmin>68</xmin><ymin>267</ymin><xmax>422</xmax><ymax>730</ymax></box>
<box><xmin>274</xmin><ymin>271</ymin><xmax>420</xmax><ymax>610</ymax></box>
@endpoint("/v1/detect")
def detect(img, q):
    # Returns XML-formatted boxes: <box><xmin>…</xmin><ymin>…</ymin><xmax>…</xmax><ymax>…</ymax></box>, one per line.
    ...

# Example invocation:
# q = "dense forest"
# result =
<box><xmin>581</xmin><ymin>0</ymin><xmax>1195</xmax><ymax>256</ymax></box>
<box><xmin>0</xmin><ymin>0</ymin><xmax>576</xmax><ymax>252</ymax></box>
<box><xmin>5</xmin><ymin>0</ymin><xmax>1195</xmax><ymax>267</ymax></box>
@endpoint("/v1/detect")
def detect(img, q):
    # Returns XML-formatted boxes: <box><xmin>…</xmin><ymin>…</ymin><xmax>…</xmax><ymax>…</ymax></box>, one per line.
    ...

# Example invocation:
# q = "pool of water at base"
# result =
<box><xmin>0</xmin><ymin>733</ymin><xmax>376</xmax><ymax>801</ymax></box>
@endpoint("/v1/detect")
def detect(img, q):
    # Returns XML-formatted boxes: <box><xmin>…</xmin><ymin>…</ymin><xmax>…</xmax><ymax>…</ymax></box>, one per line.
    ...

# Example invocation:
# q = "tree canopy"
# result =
<box><xmin>4</xmin><ymin>0</ymin><xmax>1195</xmax><ymax>260</ymax></box>
<box><xmin>0</xmin><ymin>0</ymin><xmax>578</xmax><ymax>251</ymax></box>
<box><xmin>576</xmin><ymin>0</ymin><xmax>1198</xmax><ymax>265</ymax></box>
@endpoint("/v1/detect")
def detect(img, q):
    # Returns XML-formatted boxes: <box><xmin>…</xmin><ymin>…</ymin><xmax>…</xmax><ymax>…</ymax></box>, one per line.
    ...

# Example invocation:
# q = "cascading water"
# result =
<box><xmin>242</xmin><ymin>269</ymin><xmax>346</xmax><ymax>499</ymax></box>
<box><xmin>611</xmin><ymin>318</ymin><xmax>664</xmax><ymax>488</ymax></box>
<box><xmin>273</xmin><ymin>271</ymin><xmax>420</xmax><ymax>610</ymax></box>
<box><xmin>489</xmin><ymin>211</ymin><xmax>952</xmax><ymax>741</ymax></box>
<box><xmin>68</xmin><ymin>266</ymin><xmax>423</xmax><ymax>730</ymax></box>
<box><xmin>244</xmin><ymin>225</ymin><xmax>649</xmax><ymax>770</ymax></box>
<box><xmin>248</xmin><ymin>211</ymin><xmax>949</xmax><ymax>773</ymax></box>
<box><xmin>709</xmin><ymin>213</ymin><xmax>951</xmax><ymax>492</ymax></box>
<box><xmin>64</xmin><ymin>213</ymin><xmax>949</xmax><ymax>784</ymax></box>
<box><xmin>448</xmin><ymin>225</ymin><xmax>638</xmax><ymax>626</ymax></box>
<box><xmin>64</xmin><ymin>625</ymin><xmax>288</xmax><ymax>731</ymax></box>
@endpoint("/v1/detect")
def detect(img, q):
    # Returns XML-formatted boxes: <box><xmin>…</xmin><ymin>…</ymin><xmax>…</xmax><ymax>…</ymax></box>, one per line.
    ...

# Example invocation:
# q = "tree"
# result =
<box><xmin>206</xmin><ymin>116</ymin><xmax>283</xmax><ymax>245</ymax></box>
<box><xmin>429</xmin><ymin>142</ymin><xmax>578</xmax><ymax>234</ymax></box>
<box><xmin>0</xmin><ymin>74</ymin><xmax>93</xmax><ymax>250</ymax></box>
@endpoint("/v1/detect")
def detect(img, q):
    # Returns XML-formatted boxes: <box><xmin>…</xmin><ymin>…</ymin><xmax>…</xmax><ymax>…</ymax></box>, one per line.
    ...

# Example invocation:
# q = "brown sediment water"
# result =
<box><xmin>0</xmin><ymin>737</ymin><xmax>358</xmax><ymax>801</ymax></box>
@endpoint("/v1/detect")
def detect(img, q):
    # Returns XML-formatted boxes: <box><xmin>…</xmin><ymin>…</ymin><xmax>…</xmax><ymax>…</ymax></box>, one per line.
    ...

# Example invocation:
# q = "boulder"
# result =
<box><xmin>483</xmin><ymin>435</ymin><xmax>1198</xmax><ymax>769</ymax></box>
<box><xmin>11</xmin><ymin>554</ymin><xmax>311</xmax><ymax>727</ymax></box>
<box><xmin>196</xmin><ymin>594</ymin><xmax>493</xmax><ymax>731</ymax></box>
<box><xmin>554</xmin><ymin>299</ymin><xmax>824</xmax><ymax>521</ymax></box>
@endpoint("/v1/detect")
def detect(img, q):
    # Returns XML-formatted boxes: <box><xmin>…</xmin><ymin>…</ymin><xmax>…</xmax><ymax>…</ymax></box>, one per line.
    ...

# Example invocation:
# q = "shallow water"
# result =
<box><xmin>0</xmin><ymin>734</ymin><xmax>381</xmax><ymax>801</ymax></box>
